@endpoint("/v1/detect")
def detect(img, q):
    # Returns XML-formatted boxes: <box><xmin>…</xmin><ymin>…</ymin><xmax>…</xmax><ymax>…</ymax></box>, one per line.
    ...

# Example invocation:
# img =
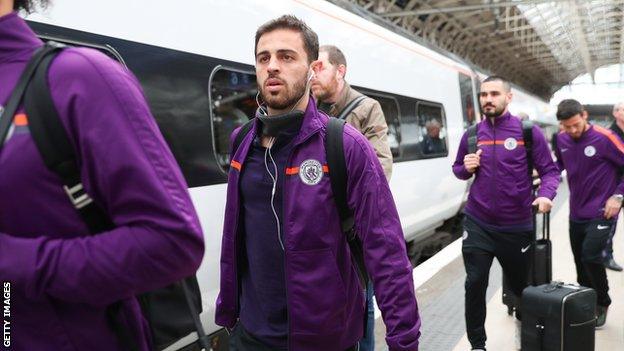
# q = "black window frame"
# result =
<box><xmin>355</xmin><ymin>88</ymin><xmax>403</xmax><ymax>161</ymax></box>
<box><xmin>415</xmin><ymin>100</ymin><xmax>449</xmax><ymax>159</ymax></box>
<box><xmin>458</xmin><ymin>72</ymin><xmax>477</xmax><ymax>130</ymax></box>
<box><xmin>207</xmin><ymin>65</ymin><xmax>258</xmax><ymax>175</ymax></box>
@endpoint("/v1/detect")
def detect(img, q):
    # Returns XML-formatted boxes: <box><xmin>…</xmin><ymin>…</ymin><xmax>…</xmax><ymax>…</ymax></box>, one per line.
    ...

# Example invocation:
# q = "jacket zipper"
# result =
<box><xmin>492</xmin><ymin>121</ymin><xmax>497</xmax><ymax>211</ymax></box>
<box><xmin>284</xmin><ymin>130</ymin><xmax>321</xmax><ymax>351</ymax></box>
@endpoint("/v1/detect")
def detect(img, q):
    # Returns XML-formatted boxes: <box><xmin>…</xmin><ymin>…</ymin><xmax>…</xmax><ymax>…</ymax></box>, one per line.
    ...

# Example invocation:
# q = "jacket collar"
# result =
<box><xmin>250</xmin><ymin>95</ymin><xmax>324</xmax><ymax>148</ymax></box>
<box><xmin>294</xmin><ymin>95</ymin><xmax>324</xmax><ymax>146</ymax></box>
<box><xmin>484</xmin><ymin>110</ymin><xmax>513</xmax><ymax>127</ymax></box>
<box><xmin>0</xmin><ymin>12</ymin><xmax>42</xmax><ymax>64</ymax></box>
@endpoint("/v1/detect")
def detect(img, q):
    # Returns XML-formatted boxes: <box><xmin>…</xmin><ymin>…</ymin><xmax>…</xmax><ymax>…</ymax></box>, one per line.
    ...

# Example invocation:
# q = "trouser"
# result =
<box><xmin>603</xmin><ymin>220</ymin><xmax>617</xmax><ymax>261</ymax></box>
<box><xmin>229</xmin><ymin>323</ymin><xmax>359</xmax><ymax>351</ymax></box>
<box><xmin>569</xmin><ymin>219</ymin><xmax>612</xmax><ymax>307</ymax></box>
<box><xmin>359</xmin><ymin>281</ymin><xmax>375</xmax><ymax>351</ymax></box>
<box><xmin>462</xmin><ymin>217</ymin><xmax>533</xmax><ymax>349</ymax></box>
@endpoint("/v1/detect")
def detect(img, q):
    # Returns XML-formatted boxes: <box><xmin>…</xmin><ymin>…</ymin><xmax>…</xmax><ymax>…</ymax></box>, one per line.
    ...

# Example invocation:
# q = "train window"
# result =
<box><xmin>363</xmin><ymin>93</ymin><xmax>402</xmax><ymax>159</ymax></box>
<box><xmin>459</xmin><ymin>73</ymin><xmax>476</xmax><ymax>129</ymax></box>
<box><xmin>209</xmin><ymin>67</ymin><xmax>258</xmax><ymax>172</ymax></box>
<box><xmin>399</xmin><ymin>109</ymin><xmax>420</xmax><ymax>161</ymax></box>
<box><xmin>417</xmin><ymin>102</ymin><xmax>448</xmax><ymax>157</ymax></box>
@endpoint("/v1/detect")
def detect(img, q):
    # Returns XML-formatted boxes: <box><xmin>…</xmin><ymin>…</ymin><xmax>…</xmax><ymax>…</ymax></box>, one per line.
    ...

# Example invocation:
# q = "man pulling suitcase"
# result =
<box><xmin>553</xmin><ymin>99</ymin><xmax>624</xmax><ymax>328</ymax></box>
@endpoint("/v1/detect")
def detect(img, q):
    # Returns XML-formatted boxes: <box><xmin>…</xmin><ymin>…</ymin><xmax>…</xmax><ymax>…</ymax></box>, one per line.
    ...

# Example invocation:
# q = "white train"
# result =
<box><xmin>25</xmin><ymin>0</ymin><xmax>553</xmax><ymax>348</ymax></box>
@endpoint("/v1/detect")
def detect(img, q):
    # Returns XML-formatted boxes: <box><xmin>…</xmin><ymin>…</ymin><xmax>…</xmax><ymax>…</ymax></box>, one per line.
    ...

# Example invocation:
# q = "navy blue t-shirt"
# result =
<box><xmin>238</xmin><ymin>122</ymin><xmax>300</xmax><ymax>349</ymax></box>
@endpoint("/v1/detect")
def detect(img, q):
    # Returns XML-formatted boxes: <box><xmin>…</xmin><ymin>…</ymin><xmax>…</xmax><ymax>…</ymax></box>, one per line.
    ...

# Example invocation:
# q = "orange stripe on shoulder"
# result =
<box><xmin>594</xmin><ymin>125</ymin><xmax>624</xmax><ymax>153</ymax></box>
<box><xmin>14</xmin><ymin>113</ymin><xmax>28</xmax><ymax>126</ymax></box>
<box><xmin>230</xmin><ymin>160</ymin><xmax>242</xmax><ymax>171</ymax></box>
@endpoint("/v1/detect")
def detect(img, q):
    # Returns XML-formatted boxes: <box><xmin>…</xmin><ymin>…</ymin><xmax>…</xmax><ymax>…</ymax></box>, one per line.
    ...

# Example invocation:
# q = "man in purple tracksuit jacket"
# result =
<box><xmin>554</xmin><ymin>99</ymin><xmax>624</xmax><ymax>327</ymax></box>
<box><xmin>215</xmin><ymin>15</ymin><xmax>420</xmax><ymax>351</ymax></box>
<box><xmin>0</xmin><ymin>1</ymin><xmax>204</xmax><ymax>350</ymax></box>
<box><xmin>452</xmin><ymin>76</ymin><xmax>559</xmax><ymax>351</ymax></box>
<box><xmin>604</xmin><ymin>102</ymin><xmax>624</xmax><ymax>272</ymax></box>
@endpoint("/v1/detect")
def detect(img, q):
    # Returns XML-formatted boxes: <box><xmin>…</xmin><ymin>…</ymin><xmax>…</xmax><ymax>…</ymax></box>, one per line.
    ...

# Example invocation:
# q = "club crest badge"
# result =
<box><xmin>584</xmin><ymin>145</ymin><xmax>596</xmax><ymax>157</ymax></box>
<box><xmin>299</xmin><ymin>159</ymin><xmax>323</xmax><ymax>185</ymax></box>
<box><xmin>504</xmin><ymin>137</ymin><xmax>518</xmax><ymax>150</ymax></box>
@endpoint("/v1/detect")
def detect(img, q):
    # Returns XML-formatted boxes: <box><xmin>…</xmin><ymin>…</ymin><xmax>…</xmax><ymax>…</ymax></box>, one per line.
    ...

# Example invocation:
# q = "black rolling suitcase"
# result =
<box><xmin>502</xmin><ymin>211</ymin><xmax>552</xmax><ymax>315</ymax></box>
<box><xmin>521</xmin><ymin>282</ymin><xmax>596</xmax><ymax>351</ymax></box>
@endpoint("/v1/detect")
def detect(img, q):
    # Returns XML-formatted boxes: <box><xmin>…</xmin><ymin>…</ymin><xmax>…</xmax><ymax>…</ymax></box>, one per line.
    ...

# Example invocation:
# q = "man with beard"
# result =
<box><xmin>604</xmin><ymin>102</ymin><xmax>624</xmax><ymax>272</ymax></box>
<box><xmin>554</xmin><ymin>99</ymin><xmax>624</xmax><ymax>327</ymax></box>
<box><xmin>311</xmin><ymin>45</ymin><xmax>392</xmax><ymax>181</ymax></box>
<box><xmin>215</xmin><ymin>15</ymin><xmax>421</xmax><ymax>351</ymax></box>
<box><xmin>0</xmin><ymin>1</ymin><xmax>204</xmax><ymax>350</ymax></box>
<box><xmin>452</xmin><ymin>76</ymin><xmax>559</xmax><ymax>351</ymax></box>
<box><xmin>311</xmin><ymin>44</ymin><xmax>393</xmax><ymax>351</ymax></box>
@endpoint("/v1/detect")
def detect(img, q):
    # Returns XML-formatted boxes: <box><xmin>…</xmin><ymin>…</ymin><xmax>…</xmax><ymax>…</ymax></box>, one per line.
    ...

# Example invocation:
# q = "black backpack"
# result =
<box><xmin>467</xmin><ymin>119</ymin><xmax>534</xmax><ymax>178</ymax></box>
<box><xmin>0</xmin><ymin>43</ymin><xmax>208</xmax><ymax>351</ymax></box>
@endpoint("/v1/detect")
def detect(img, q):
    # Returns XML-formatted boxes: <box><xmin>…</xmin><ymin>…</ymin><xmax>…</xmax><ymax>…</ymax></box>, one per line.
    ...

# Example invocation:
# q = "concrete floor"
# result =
<box><xmin>371</xmin><ymin>180</ymin><xmax>623</xmax><ymax>350</ymax></box>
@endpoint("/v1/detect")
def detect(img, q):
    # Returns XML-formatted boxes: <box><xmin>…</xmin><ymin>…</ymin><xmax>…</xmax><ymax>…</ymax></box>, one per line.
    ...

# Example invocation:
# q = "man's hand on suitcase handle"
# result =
<box><xmin>532</xmin><ymin>197</ymin><xmax>553</xmax><ymax>213</ymax></box>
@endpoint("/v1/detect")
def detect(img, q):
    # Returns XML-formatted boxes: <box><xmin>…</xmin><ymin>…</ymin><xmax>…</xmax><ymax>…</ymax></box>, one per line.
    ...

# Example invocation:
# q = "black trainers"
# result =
<box><xmin>596</xmin><ymin>305</ymin><xmax>608</xmax><ymax>328</ymax></box>
<box><xmin>604</xmin><ymin>258</ymin><xmax>623</xmax><ymax>272</ymax></box>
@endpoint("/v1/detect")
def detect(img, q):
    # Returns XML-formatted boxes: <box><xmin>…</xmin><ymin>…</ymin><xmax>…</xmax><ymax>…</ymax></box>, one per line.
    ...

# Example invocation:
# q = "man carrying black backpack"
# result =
<box><xmin>0</xmin><ymin>1</ymin><xmax>204</xmax><ymax>350</ymax></box>
<box><xmin>215</xmin><ymin>15</ymin><xmax>420</xmax><ymax>351</ymax></box>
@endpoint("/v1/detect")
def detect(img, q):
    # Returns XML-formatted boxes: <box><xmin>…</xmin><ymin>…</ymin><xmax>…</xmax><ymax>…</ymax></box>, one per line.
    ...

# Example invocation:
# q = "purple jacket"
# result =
<box><xmin>555</xmin><ymin>125</ymin><xmax>624</xmax><ymax>221</ymax></box>
<box><xmin>215</xmin><ymin>99</ymin><xmax>420</xmax><ymax>351</ymax></box>
<box><xmin>0</xmin><ymin>13</ymin><xmax>204</xmax><ymax>351</ymax></box>
<box><xmin>452</xmin><ymin>112</ymin><xmax>559</xmax><ymax>231</ymax></box>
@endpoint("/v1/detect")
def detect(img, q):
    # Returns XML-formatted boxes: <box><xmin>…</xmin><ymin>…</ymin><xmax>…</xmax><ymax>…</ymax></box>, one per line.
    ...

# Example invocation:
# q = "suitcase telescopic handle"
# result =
<box><xmin>542</xmin><ymin>211</ymin><xmax>550</xmax><ymax>241</ymax></box>
<box><xmin>532</xmin><ymin>206</ymin><xmax>551</xmax><ymax>241</ymax></box>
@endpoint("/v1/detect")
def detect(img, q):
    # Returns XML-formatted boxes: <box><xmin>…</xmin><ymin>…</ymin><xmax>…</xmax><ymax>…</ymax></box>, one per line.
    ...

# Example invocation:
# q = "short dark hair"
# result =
<box><xmin>320</xmin><ymin>45</ymin><xmax>347</xmax><ymax>67</ymax></box>
<box><xmin>557</xmin><ymin>99</ymin><xmax>585</xmax><ymax>120</ymax></box>
<box><xmin>255</xmin><ymin>15</ymin><xmax>319</xmax><ymax>64</ymax></box>
<box><xmin>13</xmin><ymin>0</ymin><xmax>48</xmax><ymax>12</ymax></box>
<box><xmin>481</xmin><ymin>75</ymin><xmax>511</xmax><ymax>92</ymax></box>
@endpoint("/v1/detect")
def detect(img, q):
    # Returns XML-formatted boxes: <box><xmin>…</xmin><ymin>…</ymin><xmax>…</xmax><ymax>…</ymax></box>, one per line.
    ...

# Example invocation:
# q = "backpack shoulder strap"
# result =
<box><xmin>0</xmin><ymin>43</ymin><xmax>62</xmax><ymax>148</ymax></box>
<box><xmin>325</xmin><ymin>117</ymin><xmax>369</xmax><ymax>287</ymax></box>
<box><xmin>467</xmin><ymin>123</ymin><xmax>479</xmax><ymax>154</ymax></box>
<box><xmin>337</xmin><ymin>95</ymin><xmax>367</xmax><ymax>120</ymax></box>
<box><xmin>522</xmin><ymin>120</ymin><xmax>534</xmax><ymax>178</ymax></box>
<box><xmin>232</xmin><ymin>118</ymin><xmax>255</xmax><ymax>155</ymax></box>
<box><xmin>23</xmin><ymin>42</ymin><xmax>114</xmax><ymax>234</ymax></box>
<box><xmin>326</xmin><ymin>118</ymin><xmax>351</xmax><ymax>231</ymax></box>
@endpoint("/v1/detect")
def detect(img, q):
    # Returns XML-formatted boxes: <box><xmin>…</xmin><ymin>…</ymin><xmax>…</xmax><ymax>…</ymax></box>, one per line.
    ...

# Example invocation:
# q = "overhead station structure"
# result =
<box><xmin>328</xmin><ymin>0</ymin><xmax>624</xmax><ymax>100</ymax></box>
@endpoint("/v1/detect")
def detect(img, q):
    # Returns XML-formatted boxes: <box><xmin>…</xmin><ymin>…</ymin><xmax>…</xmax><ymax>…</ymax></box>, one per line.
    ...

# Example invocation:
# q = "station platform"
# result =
<box><xmin>372</xmin><ymin>181</ymin><xmax>624</xmax><ymax>350</ymax></box>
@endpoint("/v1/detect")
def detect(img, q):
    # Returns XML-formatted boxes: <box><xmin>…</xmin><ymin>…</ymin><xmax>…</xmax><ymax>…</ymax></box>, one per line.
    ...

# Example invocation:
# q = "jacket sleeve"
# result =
<box><xmin>350</xmin><ymin>100</ymin><xmax>394</xmax><ymax>181</ymax></box>
<box><xmin>0</xmin><ymin>48</ymin><xmax>204</xmax><ymax>305</ymax></box>
<box><xmin>344</xmin><ymin>127</ymin><xmax>420</xmax><ymax>351</ymax></box>
<box><xmin>532</xmin><ymin>125</ymin><xmax>560</xmax><ymax>200</ymax></box>
<box><xmin>452</xmin><ymin>131</ymin><xmax>473</xmax><ymax>180</ymax></box>
<box><xmin>602</xmin><ymin>133</ymin><xmax>624</xmax><ymax>195</ymax></box>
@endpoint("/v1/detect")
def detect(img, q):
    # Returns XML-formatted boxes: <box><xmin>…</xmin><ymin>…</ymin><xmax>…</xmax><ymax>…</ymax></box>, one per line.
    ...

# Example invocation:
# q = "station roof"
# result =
<box><xmin>328</xmin><ymin>0</ymin><xmax>624</xmax><ymax>99</ymax></box>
